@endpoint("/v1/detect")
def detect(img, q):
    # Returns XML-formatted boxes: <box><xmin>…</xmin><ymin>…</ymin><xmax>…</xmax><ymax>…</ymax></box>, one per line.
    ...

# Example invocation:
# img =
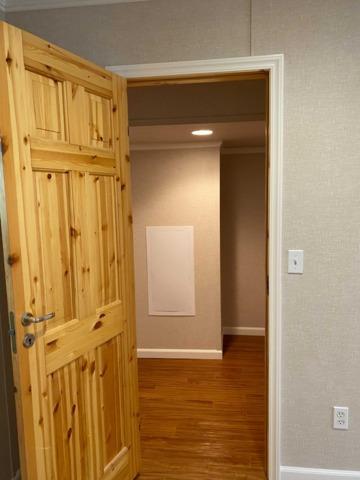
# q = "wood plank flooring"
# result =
<box><xmin>137</xmin><ymin>335</ymin><xmax>266</xmax><ymax>479</ymax></box>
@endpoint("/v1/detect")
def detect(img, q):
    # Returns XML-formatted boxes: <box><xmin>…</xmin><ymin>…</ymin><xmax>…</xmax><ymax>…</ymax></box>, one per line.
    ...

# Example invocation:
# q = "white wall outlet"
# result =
<box><xmin>288</xmin><ymin>249</ymin><xmax>304</xmax><ymax>274</ymax></box>
<box><xmin>333</xmin><ymin>406</ymin><xmax>349</xmax><ymax>430</ymax></box>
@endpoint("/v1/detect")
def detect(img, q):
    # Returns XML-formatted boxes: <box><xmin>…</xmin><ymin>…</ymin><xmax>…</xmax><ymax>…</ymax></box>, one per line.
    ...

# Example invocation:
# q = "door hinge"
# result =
<box><xmin>8</xmin><ymin>311</ymin><xmax>17</xmax><ymax>354</ymax></box>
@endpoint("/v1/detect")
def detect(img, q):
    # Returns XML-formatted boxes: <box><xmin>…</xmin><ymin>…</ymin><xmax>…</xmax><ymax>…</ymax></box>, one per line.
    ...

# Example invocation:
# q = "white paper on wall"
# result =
<box><xmin>146</xmin><ymin>226</ymin><xmax>196</xmax><ymax>316</ymax></box>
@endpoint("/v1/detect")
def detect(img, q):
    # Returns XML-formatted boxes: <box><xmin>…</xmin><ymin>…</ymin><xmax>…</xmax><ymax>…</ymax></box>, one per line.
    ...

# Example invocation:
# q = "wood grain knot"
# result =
<box><xmin>7</xmin><ymin>253</ymin><xmax>19</xmax><ymax>266</ymax></box>
<box><xmin>47</xmin><ymin>173</ymin><xmax>52</xmax><ymax>180</ymax></box>
<box><xmin>53</xmin><ymin>401</ymin><xmax>59</xmax><ymax>414</ymax></box>
<box><xmin>67</xmin><ymin>428</ymin><xmax>72</xmax><ymax>440</ymax></box>
<box><xmin>99</xmin><ymin>313</ymin><xmax>106</xmax><ymax>319</ymax></box>
<box><xmin>90</xmin><ymin>361</ymin><xmax>96</xmax><ymax>375</ymax></box>
<box><xmin>70</xmin><ymin>226</ymin><xmax>80</xmax><ymax>238</ymax></box>
<box><xmin>38</xmin><ymin>416</ymin><xmax>43</xmax><ymax>426</ymax></box>
<box><xmin>5</xmin><ymin>53</ymin><xmax>12</xmax><ymax>66</ymax></box>
<box><xmin>112</xmin><ymin>105</ymin><xmax>117</xmax><ymax>113</ymax></box>
<box><xmin>46</xmin><ymin>339</ymin><xmax>58</xmax><ymax>351</ymax></box>
<box><xmin>81</xmin><ymin>359</ymin><xmax>88</xmax><ymax>371</ymax></box>
<box><xmin>23</xmin><ymin>136</ymin><xmax>28</xmax><ymax>145</ymax></box>
<box><xmin>1</xmin><ymin>137</ymin><xmax>8</xmax><ymax>154</ymax></box>
<box><xmin>121</xmin><ymin>183</ymin><xmax>126</xmax><ymax>191</ymax></box>
<box><xmin>93</xmin><ymin>320</ymin><xmax>103</xmax><ymax>330</ymax></box>
<box><xmin>71</xmin><ymin>404</ymin><xmax>76</xmax><ymax>415</ymax></box>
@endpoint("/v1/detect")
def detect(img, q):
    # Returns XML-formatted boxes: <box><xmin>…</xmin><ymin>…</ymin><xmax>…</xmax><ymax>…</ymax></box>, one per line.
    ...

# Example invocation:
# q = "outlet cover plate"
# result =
<box><xmin>333</xmin><ymin>406</ymin><xmax>349</xmax><ymax>430</ymax></box>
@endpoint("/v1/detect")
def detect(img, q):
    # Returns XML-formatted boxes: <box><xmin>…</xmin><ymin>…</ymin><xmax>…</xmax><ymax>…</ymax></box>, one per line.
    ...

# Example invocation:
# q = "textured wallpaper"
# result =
<box><xmin>131</xmin><ymin>146</ymin><xmax>222</xmax><ymax>351</ymax></box>
<box><xmin>252</xmin><ymin>0</ymin><xmax>360</xmax><ymax>470</ymax></box>
<box><xmin>220</xmin><ymin>153</ymin><xmax>266</xmax><ymax>330</ymax></box>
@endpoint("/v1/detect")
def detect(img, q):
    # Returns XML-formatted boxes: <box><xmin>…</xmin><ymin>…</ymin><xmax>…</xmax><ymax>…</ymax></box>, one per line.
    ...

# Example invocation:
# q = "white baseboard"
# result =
<box><xmin>137</xmin><ymin>348</ymin><xmax>223</xmax><ymax>359</ymax></box>
<box><xmin>223</xmin><ymin>326</ymin><xmax>265</xmax><ymax>336</ymax></box>
<box><xmin>281</xmin><ymin>466</ymin><xmax>360</xmax><ymax>480</ymax></box>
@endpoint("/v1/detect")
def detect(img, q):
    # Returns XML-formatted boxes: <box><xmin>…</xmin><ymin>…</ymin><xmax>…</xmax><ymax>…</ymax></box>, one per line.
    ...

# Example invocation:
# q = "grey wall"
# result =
<box><xmin>132</xmin><ymin>146</ymin><xmax>222</xmax><ymax>352</ymax></box>
<box><xmin>5</xmin><ymin>0</ymin><xmax>360</xmax><ymax>472</ymax></box>
<box><xmin>7</xmin><ymin>0</ymin><xmax>251</xmax><ymax>66</ymax></box>
<box><xmin>221</xmin><ymin>153</ymin><xmax>266</xmax><ymax>331</ymax></box>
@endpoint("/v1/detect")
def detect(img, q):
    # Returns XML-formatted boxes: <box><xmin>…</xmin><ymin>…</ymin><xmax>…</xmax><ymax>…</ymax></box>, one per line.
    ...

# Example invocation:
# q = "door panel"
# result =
<box><xmin>87</xmin><ymin>92</ymin><xmax>113</xmax><ymax>150</ymax></box>
<box><xmin>26</xmin><ymin>71</ymin><xmax>67</xmax><ymax>142</ymax></box>
<box><xmin>0</xmin><ymin>22</ymin><xmax>140</xmax><ymax>480</ymax></box>
<box><xmin>33</xmin><ymin>171</ymin><xmax>74</xmax><ymax>326</ymax></box>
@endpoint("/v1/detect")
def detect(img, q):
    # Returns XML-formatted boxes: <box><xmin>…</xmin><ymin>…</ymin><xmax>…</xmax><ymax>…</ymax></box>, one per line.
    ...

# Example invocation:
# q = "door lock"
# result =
<box><xmin>23</xmin><ymin>333</ymin><xmax>35</xmax><ymax>349</ymax></box>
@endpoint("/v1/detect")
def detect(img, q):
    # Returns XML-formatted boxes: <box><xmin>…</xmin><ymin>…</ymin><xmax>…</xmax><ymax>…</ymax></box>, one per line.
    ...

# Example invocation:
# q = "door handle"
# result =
<box><xmin>22</xmin><ymin>311</ymin><xmax>55</xmax><ymax>327</ymax></box>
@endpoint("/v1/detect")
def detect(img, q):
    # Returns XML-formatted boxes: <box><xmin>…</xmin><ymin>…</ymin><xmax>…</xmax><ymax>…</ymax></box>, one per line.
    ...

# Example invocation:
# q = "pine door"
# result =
<box><xmin>0</xmin><ymin>22</ymin><xmax>140</xmax><ymax>480</ymax></box>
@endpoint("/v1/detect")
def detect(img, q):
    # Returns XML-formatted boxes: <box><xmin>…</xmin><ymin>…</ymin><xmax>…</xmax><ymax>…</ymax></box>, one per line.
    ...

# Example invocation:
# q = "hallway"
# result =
<box><xmin>137</xmin><ymin>335</ymin><xmax>266</xmax><ymax>479</ymax></box>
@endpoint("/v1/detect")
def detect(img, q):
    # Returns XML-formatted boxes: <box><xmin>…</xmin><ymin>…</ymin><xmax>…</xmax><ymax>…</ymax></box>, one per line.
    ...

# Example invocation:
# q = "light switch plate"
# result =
<box><xmin>288</xmin><ymin>250</ymin><xmax>304</xmax><ymax>274</ymax></box>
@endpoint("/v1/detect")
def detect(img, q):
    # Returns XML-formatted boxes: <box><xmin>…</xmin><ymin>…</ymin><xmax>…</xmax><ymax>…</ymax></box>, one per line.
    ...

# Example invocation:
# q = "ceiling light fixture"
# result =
<box><xmin>191</xmin><ymin>129</ymin><xmax>214</xmax><ymax>136</ymax></box>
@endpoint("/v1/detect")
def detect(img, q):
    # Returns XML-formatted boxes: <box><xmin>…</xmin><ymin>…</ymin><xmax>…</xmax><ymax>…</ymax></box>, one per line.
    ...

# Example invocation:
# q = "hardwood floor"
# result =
<box><xmin>137</xmin><ymin>335</ymin><xmax>266</xmax><ymax>479</ymax></box>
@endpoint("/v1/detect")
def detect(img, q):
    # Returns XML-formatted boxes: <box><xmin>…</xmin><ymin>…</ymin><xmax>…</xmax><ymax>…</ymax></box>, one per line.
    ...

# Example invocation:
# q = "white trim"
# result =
<box><xmin>108</xmin><ymin>55</ymin><xmax>283</xmax><ymax>78</ymax></box>
<box><xmin>221</xmin><ymin>146</ymin><xmax>265</xmax><ymax>155</ymax></box>
<box><xmin>130</xmin><ymin>141</ymin><xmax>222</xmax><ymax>151</ymax></box>
<box><xmin>110</xmin><ymin>55</ymin><xmax>284</xmax><ymax>480</ymax></box>
<box><xmin>281</xmin><ymin>466</ymin><xmax>360</xmax><ymax>480</ymax></box>
<box><xmin>137</xmin><ymin>348</ymin><xmax>223</xmax><ymax>360</ymax></box>
<box><xmin>4</xmin><ymin>0</ymin><xmax>150</xmax><ymax>12</ymax></box>
<box><xmin>223</xmin><ymin>326</ymin><xmax>265</xmax><ymax>336</ymax></box>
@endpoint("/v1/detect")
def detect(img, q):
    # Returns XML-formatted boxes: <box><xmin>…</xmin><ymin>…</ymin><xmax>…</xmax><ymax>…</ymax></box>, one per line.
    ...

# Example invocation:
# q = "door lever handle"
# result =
<box><xmin>22</xmin><ymin>311</ymin><xmax>55</xmax><ymax>327</ymax></box>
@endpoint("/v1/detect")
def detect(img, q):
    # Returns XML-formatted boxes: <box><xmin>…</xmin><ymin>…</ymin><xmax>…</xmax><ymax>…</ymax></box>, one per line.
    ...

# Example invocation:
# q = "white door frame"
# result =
<box><xmin>108</xmin><ymin>54</ymin><xmax>284</xmax><ymax>480</ymax></box>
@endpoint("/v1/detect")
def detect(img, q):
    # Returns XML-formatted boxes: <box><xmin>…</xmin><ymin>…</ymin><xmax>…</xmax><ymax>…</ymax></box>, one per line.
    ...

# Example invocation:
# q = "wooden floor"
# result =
<box><xmin>137</xmin><ymin>335</ymin><xmax>266</xmax><ymax>480</ymax></box>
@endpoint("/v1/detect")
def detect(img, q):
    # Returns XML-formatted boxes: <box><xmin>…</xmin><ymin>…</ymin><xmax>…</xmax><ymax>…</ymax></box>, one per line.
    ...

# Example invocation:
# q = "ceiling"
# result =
<box><xmin>128</xmin><ymin>80</ymin><xmax>266</xmax><ymax>127</ymax></box>
<box><xmin>130</xmin><ymin>121</ymin><xmax>266</xmax><ymax>150</ymax></box>
<box><xmin>1</xmin><ymin>0</ymin><xmax>150</xmax><ymax>13</ymax></box>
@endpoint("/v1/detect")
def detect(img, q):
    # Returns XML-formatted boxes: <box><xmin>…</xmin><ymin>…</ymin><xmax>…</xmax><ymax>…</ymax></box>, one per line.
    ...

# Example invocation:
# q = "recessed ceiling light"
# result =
<box><xmin>191</xmin><ymin>129</ymin><xmax>214</xmax><ymax>136</ymax></box>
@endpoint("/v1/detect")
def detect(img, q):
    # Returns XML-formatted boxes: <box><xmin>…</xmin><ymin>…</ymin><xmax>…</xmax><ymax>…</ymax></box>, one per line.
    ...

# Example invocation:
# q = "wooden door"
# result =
<box><xmin>0</xmin><ymin>22</ymin><xmax>140</xmax><ymax>480</ymax></box>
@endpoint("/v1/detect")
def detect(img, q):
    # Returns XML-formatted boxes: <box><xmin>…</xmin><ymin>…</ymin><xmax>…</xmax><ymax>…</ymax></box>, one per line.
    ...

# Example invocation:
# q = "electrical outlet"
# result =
<box><xmin>333</xmin><ymin>406</ymin><xmax>349</xmax><ymax>430</ymax></box>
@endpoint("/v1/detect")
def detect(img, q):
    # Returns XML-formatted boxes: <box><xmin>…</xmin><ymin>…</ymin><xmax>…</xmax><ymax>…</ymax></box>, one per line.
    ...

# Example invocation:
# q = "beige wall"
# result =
<box><xmin>252</xmin><ymin>0</ymin><xmax>360</xmax><ymax>470</ymax></box>
<box><xmin>221</xmin><ymin>153</ymin><xmax>266</xmax><ymax>330</ymax></box>
<box><xmin>131</xmin><ymin>146</ymin><xmax>222</xmax><ymax>351</ymax></box>
<box><xmin>5</xmin><ymin>0</ymin><xmax>360</xmax><ymax>471</ymax></box>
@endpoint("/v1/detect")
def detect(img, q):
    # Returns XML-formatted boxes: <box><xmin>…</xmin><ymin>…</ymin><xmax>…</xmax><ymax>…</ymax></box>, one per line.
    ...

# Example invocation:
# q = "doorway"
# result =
<box><xmin>110</xmin><ymin>57</ymin><xmax>284</xmax><ymax>480</ymax></box>
<box><xmin>121</xmin><ymin>64</ymin><xmax>278</xmax><ymax>478</ymax></box>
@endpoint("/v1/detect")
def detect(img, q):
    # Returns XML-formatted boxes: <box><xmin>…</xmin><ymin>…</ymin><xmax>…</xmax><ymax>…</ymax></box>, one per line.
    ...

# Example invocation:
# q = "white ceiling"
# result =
<box><xmin>1</xmin><ymin>0</ymin><xmax>150</xmax><ymax>12</ymax></box>
<box><xmin>130</xmin><ymin>121</ymin><xmax>266</xmax><ymax>150</ymax></box>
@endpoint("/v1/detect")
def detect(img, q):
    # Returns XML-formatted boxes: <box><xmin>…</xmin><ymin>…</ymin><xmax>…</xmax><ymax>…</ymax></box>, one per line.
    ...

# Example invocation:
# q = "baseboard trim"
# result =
<box><xmin>223</xmin><ymin>326</ymin><xmax>265</xmax><ymax>336</ymax></box>
<box><xmin>281</xmin><ymin>466</ymin><xmax>360</xmax><ymax>480</ymax></box>
<box><xmin>137</xmin><ymin>348</ymin><xmax>223</xmax><ymax>359</ymax></box>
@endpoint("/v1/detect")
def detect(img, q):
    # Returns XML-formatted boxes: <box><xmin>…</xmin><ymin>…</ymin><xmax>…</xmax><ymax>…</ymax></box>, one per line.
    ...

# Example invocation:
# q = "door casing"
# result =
<box><xmin>108</xmin><ymin>54</ymin><xmax>284</xmax><ymax>480</ymax></box>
